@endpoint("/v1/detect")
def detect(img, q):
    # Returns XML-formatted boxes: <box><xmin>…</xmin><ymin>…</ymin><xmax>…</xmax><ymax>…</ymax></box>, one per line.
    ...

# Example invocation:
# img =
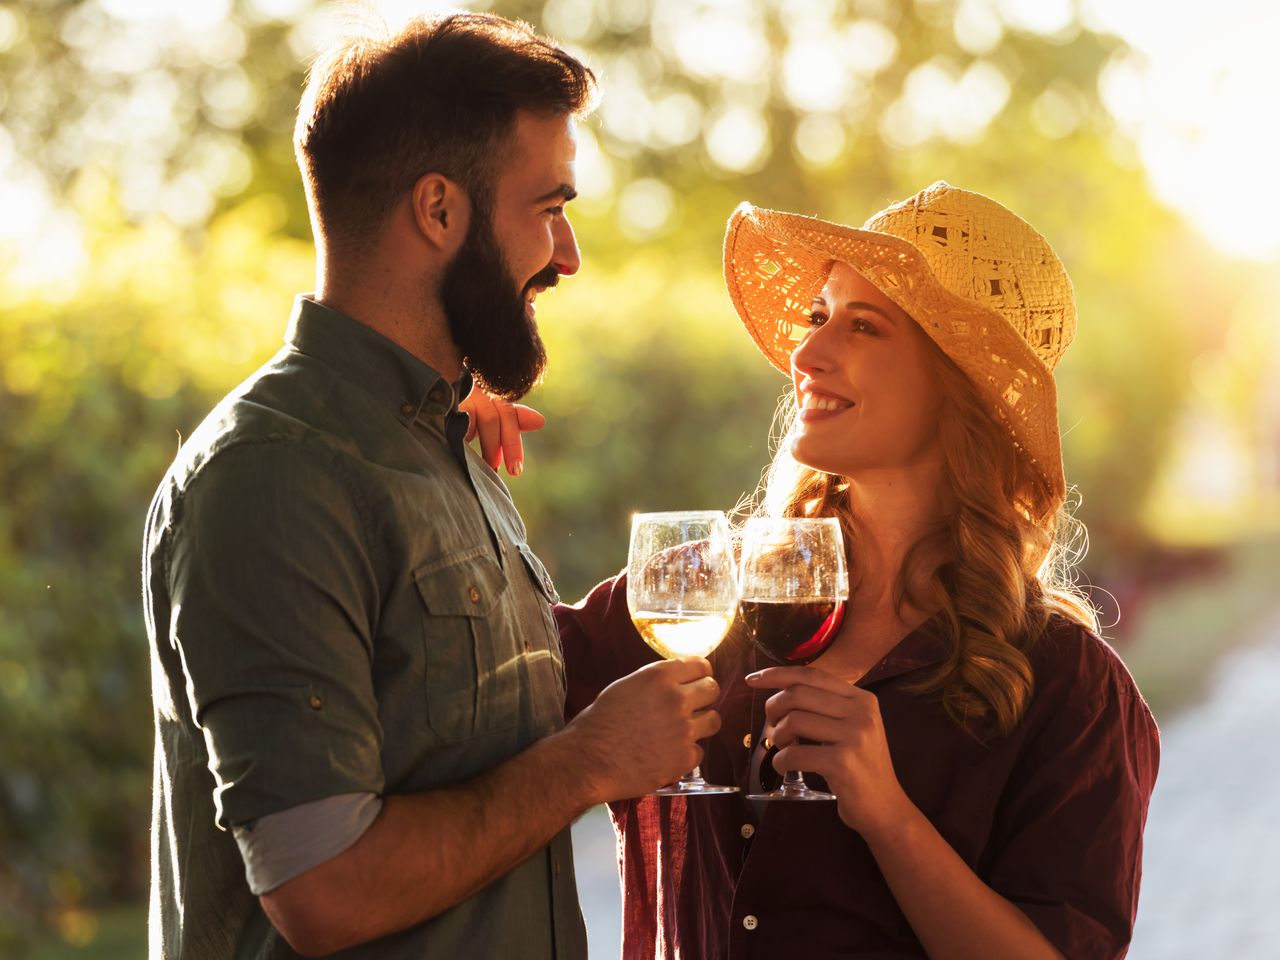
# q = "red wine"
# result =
<box><xmin>739</xmin><ymin>598</ymin><xmax>845</xmax><ymax>665</ymax></box>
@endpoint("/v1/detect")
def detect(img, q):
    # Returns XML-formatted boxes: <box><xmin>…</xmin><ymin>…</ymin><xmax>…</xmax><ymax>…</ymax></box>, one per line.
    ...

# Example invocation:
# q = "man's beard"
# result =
<box><xmin>439</xmin><ymin>208</ymin><xmax>557</xmax><ymax>401</ymax></box>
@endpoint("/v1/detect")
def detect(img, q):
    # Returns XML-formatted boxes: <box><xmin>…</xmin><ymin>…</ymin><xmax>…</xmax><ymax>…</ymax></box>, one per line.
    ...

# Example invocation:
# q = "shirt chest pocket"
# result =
<box><xmin>414</xmin><ymin>548</ymin><xmax>520</xmax><ymax>744</ymax></box>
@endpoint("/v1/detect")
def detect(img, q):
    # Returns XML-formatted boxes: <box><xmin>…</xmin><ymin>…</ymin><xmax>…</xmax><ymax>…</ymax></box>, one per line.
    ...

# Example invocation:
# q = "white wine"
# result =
<box><xmin>631</xmin><ymin>612</ymin><xmax>734</xmax><ymax>660</ymax></box>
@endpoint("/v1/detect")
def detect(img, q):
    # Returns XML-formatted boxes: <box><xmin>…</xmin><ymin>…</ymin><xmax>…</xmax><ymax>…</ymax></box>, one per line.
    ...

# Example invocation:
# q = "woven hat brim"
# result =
<box><xmin>722</xmin><ymin>203</ymin><xmax>1065</xmax><ymax>507</ymax></box>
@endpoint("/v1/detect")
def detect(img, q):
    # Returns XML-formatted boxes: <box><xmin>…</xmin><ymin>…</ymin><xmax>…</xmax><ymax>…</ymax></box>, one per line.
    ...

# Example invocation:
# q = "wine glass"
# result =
<box><xmin>738</xmin><ymin>516</ymin><xmax>849</xmax><ymax>801</ymax></box>
<box><xmin>627</xmin><ymin>510</ymin><xmax>740</xmax><ymax>795</ymax></box>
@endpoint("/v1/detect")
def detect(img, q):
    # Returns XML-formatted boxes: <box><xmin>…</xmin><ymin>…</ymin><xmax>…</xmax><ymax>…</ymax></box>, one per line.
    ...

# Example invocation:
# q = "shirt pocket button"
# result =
<box><xmin>468</xmin><ymin>586</ymin><xmax>481</xmax><ymax>603</ymax></box>
<box><xmin>742</xmin><ymin>915</ymin><xmax>758</xmax><ymax>931</ymax></box>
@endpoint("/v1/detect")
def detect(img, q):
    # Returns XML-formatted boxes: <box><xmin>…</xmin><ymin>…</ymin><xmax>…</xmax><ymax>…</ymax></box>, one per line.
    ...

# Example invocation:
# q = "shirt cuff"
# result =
<box><xmin>232</xmin><ymin>791</ymin><xmax>382</xmax><ymax>895</ymax></box>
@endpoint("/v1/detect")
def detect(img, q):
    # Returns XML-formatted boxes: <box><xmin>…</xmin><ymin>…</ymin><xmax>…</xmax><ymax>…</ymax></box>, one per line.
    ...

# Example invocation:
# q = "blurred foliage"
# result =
<box><xmin>1</xmin><ymin>0</ymin><xmax>1275</xmax><ymax>951</ymax></box>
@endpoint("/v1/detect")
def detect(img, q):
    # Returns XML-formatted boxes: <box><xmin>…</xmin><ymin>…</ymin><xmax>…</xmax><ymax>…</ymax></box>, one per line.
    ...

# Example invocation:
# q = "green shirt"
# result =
<box><xmin>143</xmin><ymin>297</ymin><xmax>586</xmax><ymax>959</ymax></box>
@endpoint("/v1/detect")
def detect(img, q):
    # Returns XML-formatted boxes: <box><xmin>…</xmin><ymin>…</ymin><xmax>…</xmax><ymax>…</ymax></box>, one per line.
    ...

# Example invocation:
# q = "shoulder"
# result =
<box><xmin>1028</xmin><ymin>613</ymin><xmax>1145</xmax><ymax>707</ymax></box>
<box><xmin>1019</xmin><ymin>614</ymin><xmax>1159</xmax><ymax>758</ymax></box>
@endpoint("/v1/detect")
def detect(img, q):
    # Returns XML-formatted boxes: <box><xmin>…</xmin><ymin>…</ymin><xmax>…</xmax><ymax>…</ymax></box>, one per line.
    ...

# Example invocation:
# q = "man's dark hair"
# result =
<box><xmin>294</xmin><ymin>12</ymin><xmax>597</xmax><ymax>252</ymax></box>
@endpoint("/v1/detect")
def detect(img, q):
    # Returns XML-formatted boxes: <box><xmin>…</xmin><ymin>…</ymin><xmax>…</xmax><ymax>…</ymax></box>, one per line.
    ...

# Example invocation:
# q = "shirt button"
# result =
<box><xmin>400</xmin><ymin>403</ymin><xmax>414</xmax><ymax>417</ymax></box>
<box><xmin>740</xmin><ymin>823</ymin><xmax>755</xmax><ymax>839</ymax></box>
<box><xmin>308</xmin><ymin>695</ymin><xmax>323</xmax><ymax>710</ymax></box>
<box><xmin>762</xmin><ymin>737</ymin><xmax>773</xmax><ymax>750</ymax></box>
<box><xmin>468</xmin><ymin>586</ymin><xmax>481</xmax><ymax>603</ymax></box>
<box><xmin>742</xmin><ymin>915</ymin><xmax>758</xmax><ymax>931</ymax></box>
<box><xmin>742</xmin><ymin>733</ymin><xmax>752</xmax><ymax>749</ymax></box>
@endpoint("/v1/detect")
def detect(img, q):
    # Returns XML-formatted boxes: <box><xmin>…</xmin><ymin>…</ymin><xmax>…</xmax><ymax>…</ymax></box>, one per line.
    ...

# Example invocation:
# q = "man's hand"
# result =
<box><xmin>459</xmin><ymin>389</ymin><xmax>545</xmax><ymax>475</ymax></box>
<box><xmin>567</xmin><ymin>657</ymin><xmax>722</xmax><ymax>802</ymax></box>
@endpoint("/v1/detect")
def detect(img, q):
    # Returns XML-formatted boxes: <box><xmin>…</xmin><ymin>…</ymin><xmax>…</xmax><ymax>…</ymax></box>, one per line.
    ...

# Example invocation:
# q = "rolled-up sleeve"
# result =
<box><xmin>983</xmin><ymin>638</ymin><xmax>1161</xmax><ymax>960</ymax></box>
<box><xmin>165</xmin><ymin>439</ymin><xmax>385</xmax><ymax>830</ymax></box>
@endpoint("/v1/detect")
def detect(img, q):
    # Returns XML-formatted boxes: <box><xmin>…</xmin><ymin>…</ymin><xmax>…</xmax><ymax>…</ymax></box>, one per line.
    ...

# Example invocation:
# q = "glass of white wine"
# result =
<box><xmin>627</xmin><ymin>510</ymin><xmax>740</xmax><ymax>796</ymax></box>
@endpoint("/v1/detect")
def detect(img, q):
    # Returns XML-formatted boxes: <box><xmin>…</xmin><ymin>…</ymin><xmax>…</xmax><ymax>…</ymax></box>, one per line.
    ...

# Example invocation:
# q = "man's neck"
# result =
<box><xmin>316</xmin><ymin>267</ymin><xmax>464</xmax><ymax>381</ymax></box>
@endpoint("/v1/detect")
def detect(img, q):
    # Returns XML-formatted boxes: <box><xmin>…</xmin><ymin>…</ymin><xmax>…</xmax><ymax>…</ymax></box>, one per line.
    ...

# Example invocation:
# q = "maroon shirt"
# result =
<box><xmin>556</xmin><ymin>574</ymin><xmax>1160</xmax><ymax>960</ymax></box>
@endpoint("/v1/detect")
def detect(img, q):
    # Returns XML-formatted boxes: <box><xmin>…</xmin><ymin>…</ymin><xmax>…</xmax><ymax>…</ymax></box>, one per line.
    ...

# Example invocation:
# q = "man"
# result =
<box><xmin>142</xmin><ymin>13</ymin><xmax>720</xmax><ymax>959</ymax></box>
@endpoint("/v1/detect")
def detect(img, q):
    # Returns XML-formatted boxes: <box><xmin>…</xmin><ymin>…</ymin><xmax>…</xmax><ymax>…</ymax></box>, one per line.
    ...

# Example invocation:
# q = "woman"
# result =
<box><xmin>549</xmin><ymin>183</ymin><xmax>1159</xmax><ymax>960</ymax></box>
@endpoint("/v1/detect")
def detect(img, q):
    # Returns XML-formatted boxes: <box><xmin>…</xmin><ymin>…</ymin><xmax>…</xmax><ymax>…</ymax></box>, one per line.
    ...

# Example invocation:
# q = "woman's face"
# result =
<box><xmin>789</xmin><ymin>261</ymin><xmax>945</xmax><ymax>478</ymax></box>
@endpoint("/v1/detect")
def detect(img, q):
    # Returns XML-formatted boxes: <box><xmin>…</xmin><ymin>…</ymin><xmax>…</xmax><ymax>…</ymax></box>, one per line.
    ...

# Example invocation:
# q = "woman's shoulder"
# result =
<box><xmin>1025</xmin><ymin>612</ymin><xmax>1153</xmax><ymax>722</ymax></box>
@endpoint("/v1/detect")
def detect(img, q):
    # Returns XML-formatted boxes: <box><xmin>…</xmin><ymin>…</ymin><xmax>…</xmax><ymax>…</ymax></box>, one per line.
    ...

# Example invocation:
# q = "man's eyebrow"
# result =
<box><xmin>532</xmin><ymin>183</ymin><xmax>578</xmax><ymax>204</ymax></box>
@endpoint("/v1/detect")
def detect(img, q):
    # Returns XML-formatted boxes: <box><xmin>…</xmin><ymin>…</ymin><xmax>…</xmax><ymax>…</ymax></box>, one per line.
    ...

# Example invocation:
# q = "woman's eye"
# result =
<box><xmin>851</xmin><ymin>317</ymin><xmax>879</xmax><ymax>335</ymax></box>
<box><xmin>808</xmin><ymin>311</ymin><xmax>829</xmax><ymax>327</ymax></box>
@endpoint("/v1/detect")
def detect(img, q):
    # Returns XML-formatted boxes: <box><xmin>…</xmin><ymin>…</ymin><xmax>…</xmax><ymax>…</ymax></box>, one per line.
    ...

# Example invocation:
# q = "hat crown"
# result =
<box><xmin>862</xmin><ymin>181</ymin><xmax>1076</xmax><ymax>372</ymax></box>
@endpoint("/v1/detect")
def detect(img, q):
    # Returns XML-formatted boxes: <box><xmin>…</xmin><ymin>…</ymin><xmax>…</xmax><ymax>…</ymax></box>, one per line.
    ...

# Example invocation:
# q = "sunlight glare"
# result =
<box><xmin>1087</xmin><ymin>0</ymin><xmax>1280</xmax><ymax>261</ymax></box>
<box><xmin>705</xmin><ymin>105</ymin><xmax>769</xmax><ymax>173</ymax></box>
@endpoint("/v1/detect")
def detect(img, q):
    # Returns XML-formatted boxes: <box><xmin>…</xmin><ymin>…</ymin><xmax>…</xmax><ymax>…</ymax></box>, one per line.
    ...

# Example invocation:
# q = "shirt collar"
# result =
<box><xmin>858</xmin><ymin>616</ymin><xmax>950</xmax><ymax>686</ymax></box>
<box><xmin>284</xmin><ymin>295</ymin><xmax>469</xmax><ymax>424</ymax></box>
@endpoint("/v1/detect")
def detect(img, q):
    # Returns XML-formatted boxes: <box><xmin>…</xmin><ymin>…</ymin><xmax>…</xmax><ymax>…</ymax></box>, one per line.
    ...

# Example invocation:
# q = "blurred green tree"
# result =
<box><xmin>0</xmin><ymin>0</ymin><xmax>1236</xmax><ymax>948</ymax></box>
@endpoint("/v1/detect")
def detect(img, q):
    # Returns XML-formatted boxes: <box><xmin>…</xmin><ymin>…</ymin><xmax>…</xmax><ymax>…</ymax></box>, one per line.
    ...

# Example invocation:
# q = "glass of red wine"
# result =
<box><xmin>738</xmin><ymin>516</ymin><xmax>849</xmax><ymax>801</ymax></box>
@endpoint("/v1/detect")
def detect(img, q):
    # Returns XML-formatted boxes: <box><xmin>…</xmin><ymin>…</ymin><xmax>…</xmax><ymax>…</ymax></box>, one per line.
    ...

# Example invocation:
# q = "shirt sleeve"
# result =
<box><xmin>555</xmin><ymin>571</ymin><xmax>660</xmax><ymax>722</ymax></box>
<box><xmin>165</xmin><ymin>439</ymin><xmax>385</xmax><ymax>831</ymax></box>
<box><xmin>982</xmin><ymin>627</ymin><xmax>1161</xmax><ymax>960</ymax></box>
<box><xmin>233</xmin><ymin>792</ymin><xmax>383</xmax><ymax>895</ymax></box>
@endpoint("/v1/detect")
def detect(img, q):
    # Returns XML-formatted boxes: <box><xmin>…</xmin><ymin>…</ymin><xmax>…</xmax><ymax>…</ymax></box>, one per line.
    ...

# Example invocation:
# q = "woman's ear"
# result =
<box><xmin>410</xmin><ymin>172</ymin><xmax>470</xmax><ymax>254</ymax></box>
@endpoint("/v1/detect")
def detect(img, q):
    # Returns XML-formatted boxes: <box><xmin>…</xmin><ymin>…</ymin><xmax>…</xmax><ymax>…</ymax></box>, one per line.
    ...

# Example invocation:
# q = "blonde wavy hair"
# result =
<box><xmin>756</xmin><ymin>323</ymin><xmax>1097</xmax><ymax>740</ymax></box>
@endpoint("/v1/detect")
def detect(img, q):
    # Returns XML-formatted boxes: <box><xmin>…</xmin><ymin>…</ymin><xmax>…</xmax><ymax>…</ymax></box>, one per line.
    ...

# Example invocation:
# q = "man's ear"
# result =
<box><xmin>411</xmin><ymin>173</ymin><xmax>469</xmax><ymax>253</ymax></box>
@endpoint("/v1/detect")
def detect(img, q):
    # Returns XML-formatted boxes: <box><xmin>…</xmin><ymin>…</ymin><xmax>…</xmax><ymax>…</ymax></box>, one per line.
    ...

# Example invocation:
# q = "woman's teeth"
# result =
<box><xmin>804</xmin><ymin>394</ymin><xmax>851</xmax><ymax>412</ymax></box>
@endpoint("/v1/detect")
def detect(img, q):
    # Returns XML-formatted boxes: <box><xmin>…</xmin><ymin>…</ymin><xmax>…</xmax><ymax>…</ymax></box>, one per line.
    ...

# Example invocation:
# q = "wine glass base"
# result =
<box><xmin>745</xmin><ymin>784</ymin><xmax>837</xmax><ymax>801</ymax></box>
<box><xmin>653</xmin><ymin>781</ymin><xmax>740</xmax><ymax>796</ymax></box>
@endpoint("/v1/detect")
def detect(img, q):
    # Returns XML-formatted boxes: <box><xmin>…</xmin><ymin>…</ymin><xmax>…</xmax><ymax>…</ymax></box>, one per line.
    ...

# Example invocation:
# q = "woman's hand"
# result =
<box><xmin>745</xmin><ymin>666</ymin><xmax>912</xmax><ymax>839</ymax></box>
<box><xmin>458</xmin><ymin>389</ymin><xmax>546</xmax><ymax>476</ymax></box>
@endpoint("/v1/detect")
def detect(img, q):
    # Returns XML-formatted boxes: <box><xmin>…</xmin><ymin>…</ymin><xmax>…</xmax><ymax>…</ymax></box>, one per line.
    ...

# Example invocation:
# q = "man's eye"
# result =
<box><xmin>545</xmin><ymin>205</ymin><xmax>564</xmax><ymax>217</ymax></box>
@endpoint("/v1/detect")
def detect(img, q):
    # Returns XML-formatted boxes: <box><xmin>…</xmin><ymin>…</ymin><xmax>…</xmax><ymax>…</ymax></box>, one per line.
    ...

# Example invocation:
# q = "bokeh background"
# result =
<box><xmin>3</xmin><ymin>0</ymin><xmax>1279</xmax><ymax>956</ymax></box>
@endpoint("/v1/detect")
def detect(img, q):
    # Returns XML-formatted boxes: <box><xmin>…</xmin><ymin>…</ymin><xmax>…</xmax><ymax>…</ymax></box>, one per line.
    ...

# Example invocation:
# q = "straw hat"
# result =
<box><xmin>722</xmin><ymin>180</ymin><xmax>1076</xmax><ymax>510</ymax></box>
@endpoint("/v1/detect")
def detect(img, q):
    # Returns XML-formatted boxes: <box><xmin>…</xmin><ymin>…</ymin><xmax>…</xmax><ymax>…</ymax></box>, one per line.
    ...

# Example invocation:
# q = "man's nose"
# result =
<box><xmin>552</xmin><ymin>215</ymin><xmax>581</xmax><ymax>277</ymax></box>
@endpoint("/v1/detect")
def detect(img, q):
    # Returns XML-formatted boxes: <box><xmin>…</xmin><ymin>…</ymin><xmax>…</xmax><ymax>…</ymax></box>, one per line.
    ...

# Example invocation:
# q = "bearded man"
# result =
<box><xmin>142</xmin><ymin>13</ymin><xmax>720</xmax><ymax>959</ymax></box>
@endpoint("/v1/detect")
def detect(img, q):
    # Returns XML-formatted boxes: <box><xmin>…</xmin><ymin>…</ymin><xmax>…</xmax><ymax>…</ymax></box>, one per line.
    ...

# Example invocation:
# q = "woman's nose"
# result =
<box><xmin>791</xmin><ymin>322</ymin><xmax>834</xmax><ymax>375</ymax></box>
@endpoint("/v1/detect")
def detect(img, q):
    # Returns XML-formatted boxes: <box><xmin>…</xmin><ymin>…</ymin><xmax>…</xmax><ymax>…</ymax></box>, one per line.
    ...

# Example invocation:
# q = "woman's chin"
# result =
<box><xmin>789</xmin><ymin>437</ymin><xmax>848</xmax><ymax>477</ymax></box>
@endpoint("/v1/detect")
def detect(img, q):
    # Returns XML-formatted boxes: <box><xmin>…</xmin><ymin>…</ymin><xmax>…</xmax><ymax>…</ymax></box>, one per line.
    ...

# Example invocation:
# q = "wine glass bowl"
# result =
<box><xmin>627</xmin><ymin>510</ymin><xmax>740</xmax><ymax>796</ymax></box>
<box><xmin>738</xmin><ymin>516</ymin><xmax>849</xmax><ymax>801</ymax></box>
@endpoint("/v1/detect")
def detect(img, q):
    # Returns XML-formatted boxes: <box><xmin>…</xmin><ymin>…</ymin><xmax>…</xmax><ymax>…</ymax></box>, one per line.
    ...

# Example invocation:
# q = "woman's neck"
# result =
<box><xmin>813</xmin><ymin>464</ymin><xmax>949</xmax><ymax>679</ymax></box>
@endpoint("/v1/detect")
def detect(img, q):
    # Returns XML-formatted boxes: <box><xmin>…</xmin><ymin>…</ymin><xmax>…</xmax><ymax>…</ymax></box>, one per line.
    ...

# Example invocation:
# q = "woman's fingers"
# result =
<box><xmin>459</xmin><ymin>392</ymin><xmax>547</xmax><ymax>475</ymax></box>
<box><xmin>514</xmin><ymin>404</ymin><xmax>547</xmax><ymax>432</ymax></box>
<box><xmin>770</xmin><ymin>709</ymin><xmax>850</xmax><ymax>747</ymax></box>
<box><xmin>759</xmin><ymin>678</ymin><xmax>866</xmax><ymax>726</ymax></box>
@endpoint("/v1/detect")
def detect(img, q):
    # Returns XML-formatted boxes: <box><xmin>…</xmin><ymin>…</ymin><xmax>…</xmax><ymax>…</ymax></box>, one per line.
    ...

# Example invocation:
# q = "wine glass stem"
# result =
<box><xmin>782</xmin><ymin>769</ymin><xmax>807</xmax><ymax>791</ymax></box>
<box><xmin>682</xmin><ymin>765</ymin><xmax>706</xmax><ymax>785</ymax></box>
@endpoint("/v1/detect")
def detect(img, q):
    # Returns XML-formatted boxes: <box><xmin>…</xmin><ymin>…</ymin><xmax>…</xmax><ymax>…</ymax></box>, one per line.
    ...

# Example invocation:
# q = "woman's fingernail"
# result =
<box><xmin>744</xmin><ymin>670</ymin><xmax>763</xmax><ymax>682</ymax></box>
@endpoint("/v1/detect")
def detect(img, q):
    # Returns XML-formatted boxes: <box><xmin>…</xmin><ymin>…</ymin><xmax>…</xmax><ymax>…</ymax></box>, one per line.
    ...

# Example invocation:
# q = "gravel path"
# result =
<box><xmin>572</xmin><ymin>610</ymin><xmax>1280</xmax><ymax>958</ymax></box>
<box><xmin>1128</xmin><ymin>607</ymin><xmax>1280</xmax><ymax>958</ymax></box>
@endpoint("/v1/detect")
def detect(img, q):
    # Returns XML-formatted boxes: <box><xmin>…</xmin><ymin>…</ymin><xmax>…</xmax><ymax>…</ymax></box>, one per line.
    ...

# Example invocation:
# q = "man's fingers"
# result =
<box><xmin>684</xmin><ymin>674</ymin><xmax>721</xmax><ymax>710</ymax></box>
<box><xmin>692</xmin><ymin>707</ymin><xmax>722</xmax><ymax>740</ymax></box>
<box><xmin>656</xmin><ymin>656</ymin><xmax>713</xmax><ymax>683</ymax></box>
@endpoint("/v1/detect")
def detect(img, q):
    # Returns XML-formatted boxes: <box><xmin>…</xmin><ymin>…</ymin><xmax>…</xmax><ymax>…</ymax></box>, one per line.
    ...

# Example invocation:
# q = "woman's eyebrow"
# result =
<box><xmin>844</xmin><ymin>300</ymin><xmax>897</xmax><ymax>325</ymax></box>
